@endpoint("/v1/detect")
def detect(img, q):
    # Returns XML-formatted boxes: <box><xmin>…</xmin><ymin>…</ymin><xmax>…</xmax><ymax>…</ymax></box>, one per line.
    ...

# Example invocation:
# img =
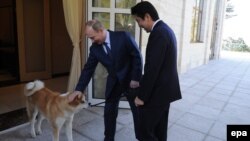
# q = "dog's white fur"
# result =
<box><xmin>24</xmin><ymin>80</ymin><xmax>87</xmax><ymax>141</ymax></box>
<box><xmin>25</xmin><ymin>80</ymin><xmax>44</xmax><ymax>96</ymax></box>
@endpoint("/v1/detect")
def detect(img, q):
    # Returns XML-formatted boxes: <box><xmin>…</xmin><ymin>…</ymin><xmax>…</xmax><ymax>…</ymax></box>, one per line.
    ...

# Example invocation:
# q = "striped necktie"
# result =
<box><xmin>103</xmin><ymin>42</ymin><xmax>112</xmax><ymax>59</ymax></box>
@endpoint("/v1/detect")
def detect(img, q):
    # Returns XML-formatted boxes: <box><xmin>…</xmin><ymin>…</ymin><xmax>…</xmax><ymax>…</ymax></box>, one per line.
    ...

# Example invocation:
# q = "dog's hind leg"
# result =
<box><xmin>30</xmin><ymin>107</ymin><xmax>38</xmax><ymax>138</ymax></box>
<box><xmin>36</xmin><ymin>114</ymin><xmax>45</xmax><ymax>135</ymax></box>
<box><xmin>26</xmin><ymin>101</ymin><xmax>32</xmax><ymax>119</ymax></box>
<box><xmin>65</xmin><ymin>116</ymin><xmax>74</xmax><ymax>141</ymax></box>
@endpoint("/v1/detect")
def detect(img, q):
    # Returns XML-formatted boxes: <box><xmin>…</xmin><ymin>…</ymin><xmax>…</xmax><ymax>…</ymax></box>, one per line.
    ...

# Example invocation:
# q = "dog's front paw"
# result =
<box><xmin>83</xmin><ymin>103</ymin><xmax>89</xmax><ymax>109</ymax></box>
<box><xmin>37</xmin><ymin>129</ymin><xmax>42</xmax><ymax>135</ymax></box>
<box><xmin>31</xmin><ymin>132</ymin><xmax>36</xmax><ymax>138</ymax></box>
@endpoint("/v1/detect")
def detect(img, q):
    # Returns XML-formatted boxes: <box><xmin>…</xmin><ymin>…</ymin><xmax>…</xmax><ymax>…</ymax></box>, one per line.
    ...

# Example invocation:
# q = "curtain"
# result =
<box><xmin>62</xmin><ymin>0</ymin><xmax>83</xmax><ymax>91</ymax></box>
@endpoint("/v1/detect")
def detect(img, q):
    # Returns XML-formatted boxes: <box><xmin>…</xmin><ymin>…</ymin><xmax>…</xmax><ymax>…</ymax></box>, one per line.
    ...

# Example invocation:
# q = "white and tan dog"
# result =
<box><xmin>24</xmin><ymin>80</ymin><xmax>87</xmax><ymax>141</ymax></box>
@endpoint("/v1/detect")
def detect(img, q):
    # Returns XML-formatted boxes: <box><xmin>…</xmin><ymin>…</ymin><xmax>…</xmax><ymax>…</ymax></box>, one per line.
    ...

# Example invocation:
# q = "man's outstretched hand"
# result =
<box><xmin>68</xmin><ymin>91</ymin><xmax>82</xmax><ymax>102</ymax></box>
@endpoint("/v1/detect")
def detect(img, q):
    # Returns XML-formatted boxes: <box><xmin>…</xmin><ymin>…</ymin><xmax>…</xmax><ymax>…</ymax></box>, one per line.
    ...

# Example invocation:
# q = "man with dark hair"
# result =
<box><xmin>70</xmin><ymin>19</ymin><xmax>142</xmax><ymax>141</ymax></box>
<box><xmin>131</xmin><ymin>1</ymin><xmax>182</xmax><ymax>141</ymax></box>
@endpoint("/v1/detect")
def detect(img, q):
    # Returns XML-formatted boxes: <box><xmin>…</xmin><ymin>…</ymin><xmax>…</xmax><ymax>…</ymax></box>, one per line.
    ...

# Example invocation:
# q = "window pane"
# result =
<box><xmin>93</xmin><ymin>0</ymin><xmax>110</xmax><ymax>8</ymax></box>
<box><xmin>196</xmin><ymin>0</ymin><xmax>200</xmax><ymax>8</ymax></box>
<box><xmin>93</xmin><ymin>63</ymin><xmax>107</xmax><ymax>99</ymax></box>
<box><xmin>93</xmin><ymin>12</ymin><xmax>110</xmax><ymax>29</ymax></box>
<box><xmin>115</xmin><ymin>0</ymin><xmax>136</xmax><ymax>8</ymax></box>
<box><xmin>191</xmin><ymin>0</ymin><xmax>204</xmax><ymax>42</ymax></box>
<box><xmin>115</xmin><ymin>14</ymin><xmax>135</xmax><ymax>37</ymax></box>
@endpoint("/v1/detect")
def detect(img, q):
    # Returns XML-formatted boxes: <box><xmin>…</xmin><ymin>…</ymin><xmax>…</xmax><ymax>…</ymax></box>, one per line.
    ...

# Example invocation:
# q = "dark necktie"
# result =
<box><xmin>103</xmin><ymin>42</ymin><xmax>112</xmax><ymax>59</ymax></box>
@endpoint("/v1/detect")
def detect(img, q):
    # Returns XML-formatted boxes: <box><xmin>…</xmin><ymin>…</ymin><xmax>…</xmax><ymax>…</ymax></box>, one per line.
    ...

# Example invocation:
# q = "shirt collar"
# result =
<box><xmin>151</xmin><ymin>19</ymin><xmax>161</xmax><ymax>31</ymax></box>
<box><xmin>104</xmin><ymin>30</ymin><xmax>110</xmax><ymax>46</ymax></box>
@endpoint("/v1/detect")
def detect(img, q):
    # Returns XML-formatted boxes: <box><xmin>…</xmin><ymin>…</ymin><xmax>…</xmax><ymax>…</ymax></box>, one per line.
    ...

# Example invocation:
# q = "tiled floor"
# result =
<box><xmin>0</xmin><ymin>51</ymin><xmax>250</xmax><ymax>141</ymax></box>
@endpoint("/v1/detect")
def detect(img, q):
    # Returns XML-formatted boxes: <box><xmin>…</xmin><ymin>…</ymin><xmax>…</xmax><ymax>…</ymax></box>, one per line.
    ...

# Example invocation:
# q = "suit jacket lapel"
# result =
<box><xmin>94</xmin><ymin>43</ymin><xmax>106</xmax><ymax>56</ymax></box>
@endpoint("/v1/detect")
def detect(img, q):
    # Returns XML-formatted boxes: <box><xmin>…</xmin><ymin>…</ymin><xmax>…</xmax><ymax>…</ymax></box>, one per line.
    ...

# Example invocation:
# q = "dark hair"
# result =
<box><xmin>131</xmin><ymin>1</ymin><xmax>159</xmax><ymax>21</ymax></box>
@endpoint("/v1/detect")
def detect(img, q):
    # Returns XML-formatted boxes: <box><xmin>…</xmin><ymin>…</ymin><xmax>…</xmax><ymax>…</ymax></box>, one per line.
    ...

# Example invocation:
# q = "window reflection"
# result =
<box><xmin>93</xmin><ymin>0</ymin><xmax>110</xmax><ymax>8</ymax></box>
<box><xmin>190</xmin><ymin>0</ymin><xmax>204</xmax><ymax>42</ymax></box>
<box><xmin>93</xmin><ymin>63</ymin><xmax>107</xmax><ymax>99</ymax></box>
<box><xmin>115</xmin><ymin>0</ymin><xmax>136</xmax><ymax>8</ymax></box>
<box><xmin>115</xmin><ymin>14</ymin><xmax>135</xmax><ymax>37</ymax></box>
<box><xmin>93</xmin><ymin>12</ymin><xmax>110</xmax><ymax>29</ymax></box>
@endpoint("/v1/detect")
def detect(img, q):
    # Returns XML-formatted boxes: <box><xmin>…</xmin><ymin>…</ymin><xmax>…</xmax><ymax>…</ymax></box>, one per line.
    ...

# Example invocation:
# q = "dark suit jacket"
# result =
<box><xmin>75</xmin><ymin>30</ymin><xmax>142</xmax><ymax>97</ymax></box>
<box><xmin>138</xmin><ymin>21</ymin><xmax>182</xmax><ymax>108</ymax></box>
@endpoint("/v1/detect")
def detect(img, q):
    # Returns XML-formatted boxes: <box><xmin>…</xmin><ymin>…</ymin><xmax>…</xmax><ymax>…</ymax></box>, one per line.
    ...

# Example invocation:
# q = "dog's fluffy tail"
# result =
<box><xmin>24</xmin><ymin>80</ymin><xmax>44</xmax><ymax>96</ymax></box>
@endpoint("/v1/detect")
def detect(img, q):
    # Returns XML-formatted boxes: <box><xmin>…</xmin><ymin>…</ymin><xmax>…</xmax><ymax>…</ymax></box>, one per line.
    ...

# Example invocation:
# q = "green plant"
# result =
<box><xmin>222</xmin><ymin>37</ymin><xmax>250</xmax><ymax>52</ymax></box>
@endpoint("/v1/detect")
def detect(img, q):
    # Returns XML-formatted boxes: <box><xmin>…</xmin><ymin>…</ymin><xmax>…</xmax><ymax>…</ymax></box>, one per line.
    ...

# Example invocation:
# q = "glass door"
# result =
<box><xmin>87</xmin><ymin>0</ymin><xmax>140</xmax><ymax>108</ymax></box>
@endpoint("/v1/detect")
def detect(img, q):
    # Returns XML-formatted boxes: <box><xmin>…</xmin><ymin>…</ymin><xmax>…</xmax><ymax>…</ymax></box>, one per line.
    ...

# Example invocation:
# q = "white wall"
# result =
<box><xmin>141</xmin><ymin>0</ymin><xmax>226</xmax><ymax>73</ymax></box>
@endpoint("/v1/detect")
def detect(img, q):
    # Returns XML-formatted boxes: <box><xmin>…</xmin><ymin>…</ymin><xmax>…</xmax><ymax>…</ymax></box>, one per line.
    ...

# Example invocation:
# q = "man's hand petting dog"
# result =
<box><xmin>69</xmin><ymin>91</ymin><xmax>83</xmax><ymax>102</ymax></box>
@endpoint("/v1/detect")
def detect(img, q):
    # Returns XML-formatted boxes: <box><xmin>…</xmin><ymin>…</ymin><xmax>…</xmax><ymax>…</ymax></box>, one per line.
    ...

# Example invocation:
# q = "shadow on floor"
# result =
<box><xmin>0</xmin><ymin>108</ymin><xmax>28</xmax><ymax>131</ymax></box>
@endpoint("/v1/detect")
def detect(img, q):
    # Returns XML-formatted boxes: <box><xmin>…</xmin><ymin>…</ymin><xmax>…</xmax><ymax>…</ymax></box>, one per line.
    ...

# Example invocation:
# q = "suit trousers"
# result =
<box><xmin>138</xmin><ymin>104</ymin><xmax>170</xmax><ymax>141</ymax></box>
<box><xmin>104</xmin><ymin>83</ymin><xmax>139</xmax><ymax>141</ymax></box>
